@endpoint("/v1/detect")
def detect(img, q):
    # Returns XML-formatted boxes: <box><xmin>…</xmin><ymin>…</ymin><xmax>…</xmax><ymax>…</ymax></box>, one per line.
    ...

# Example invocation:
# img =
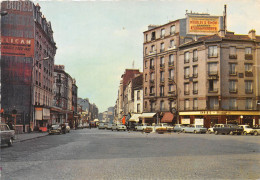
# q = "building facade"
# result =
<box><xmin>1</xmin><ymin>1</ymin><xmax>57</xmax><ymax>131</ymax></box>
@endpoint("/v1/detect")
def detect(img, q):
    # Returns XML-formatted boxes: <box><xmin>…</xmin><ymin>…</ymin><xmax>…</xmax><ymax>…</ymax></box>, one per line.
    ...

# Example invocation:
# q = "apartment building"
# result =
<box><xmin>178</xmin><ymin>30</ymin><xmax>260</xmax><ymax>127</ymax></box>
<box><xmin>143</xmin><ymin>12</ymin><xmax>224</xmax><ymax>124</ymax></box>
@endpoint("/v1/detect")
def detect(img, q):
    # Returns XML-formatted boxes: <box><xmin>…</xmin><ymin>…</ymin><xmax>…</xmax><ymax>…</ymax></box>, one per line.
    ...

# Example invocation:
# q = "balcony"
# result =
<box><xmin>245</xmin><ymin>54</ymin><xmax>253</xmax><ymax>60</ymax></box>
<box><xmin>150</xmin><ymin>80</ymin><xmax>155</xmax><ymax>84</ymax></box>
<box><xmin>208</xmin><ymin>88</ymin><xmax>218</xmax><ymax>93</ymax></box>
<box><xmin>160</xmin><ymin>34</ymin><xmax>165</xmax><ymax>38</ymax></box>
<box><xmin>168</xmin><ymin>91</ymin><xmax>176</xmax><ymax>96</ymax></box>
<box><xmin>184</xmin><ymin>74</ymin><xmax>190</xmax><ymax>79</ymax></box>
<box><xmin>160</xmin><ymin>93</ymin><xmax>164</xmax><ymax>97</ymax></box>
<box><xmin>193</xmin><ymin>90</ymin><xmax>198</xmax><ymax>94</ymax></box>
<box><xmin>229</xmin><ymin>54</ymin><xmax>237</xmax><ymax>59</ymax></box>
<box><xmin>168</xmin><ymin>78</ymin><xmax>175</xmax><ymax>83</ymax></box>
<box><xmin>245</xmin><ymin>71</ymin><xmax>253</xmax><ymax>77</ymax></box>
<box><xmin>245</xmin><ymin>89</ymin><xmax>253</xmax><ymax>94</ymax></box>
<box><xmin>168</xmin><ymin>61</ymin><xmax>174</xmax><ymax>67</ymax></box>
<box><xmin>149</xmin><ymin>93</ymin><xmax>155</xmax><ymax>96</ymax></box>
<box><xmin>184</xmin><ymin>59</ymin><xmax>189</xmax><ymax>64</ymax></box>
<box><xmin>229</xmin><ymin>71</ymin><xmax>237</xmax><ymax>76</ymax></box>
<box><xmin>151</xmin><ymin>36</ymin><xmax>156</xmax><ymax>41</ymax></box>
<box><xmin>193</xmin><ymin>57</ymin><xmax>198</xmax><ymax>62</ymax></box>
<box><xmin>184</xmin><ymin>91</ymin><xmax>190</xmax><ymax>95</ymax></box>
<box><xmin>160</xmin><ymin>79</ymin><xmax>165</xmax><ymax>83</ymax></box>
<box><xmin>150</xmin><ymin>65</ymin><xmax>155</xmax><ymax>70</ymax></box>
<box><xmin>160</xmin><ymin>64</ymin><xmax>165</xmax><ymax>69</ymax></box>
<box><xmin>229</xmin><ymin>106</ymin><xmax>238</xmax><ymax>110</ymax></box>
<box><xmin>193</xmin><ymin>73</ymin><xmax>198</xmax><ymax>78</ymax></box>
<box><xmin>229</xmin><ymin>88</ymin><xmax>238</xmax><ymax>93</ymax></box>
<box><xmin>168</xmin><ymin>46</ymin><xmax>176</xmax><ymax>50</ymax></box>
<box><xmin>160</xmin><ymin>48</ymin><xmax>165</xmax><ymax>53</ymax></box>
<box><xmin>149</xmin><ymin>51</ymin><xmax>156</xmax><ymax>55</ymax></box>
<box><xmin>208</xmin><ymin>71</ymin><xmax>218</xmax><ymax>76</ymax></box>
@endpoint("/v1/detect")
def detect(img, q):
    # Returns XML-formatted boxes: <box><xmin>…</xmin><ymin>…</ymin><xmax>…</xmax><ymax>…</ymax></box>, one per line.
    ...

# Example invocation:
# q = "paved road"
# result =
<box><xmin>1</xmin><ymin>128</ymin><xmax>259</xmax><ymax>180</ymax></box>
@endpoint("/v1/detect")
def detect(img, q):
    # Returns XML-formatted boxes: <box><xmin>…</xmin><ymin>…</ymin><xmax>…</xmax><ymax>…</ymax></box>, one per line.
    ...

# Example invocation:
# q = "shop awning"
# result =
<box><xmin>139</xmin><ymin>113</ymin><xmax>156</xmax><ymax>118</ymax></box>
<box><xmin>129</xmin><ymin>114</ymin><xmax>142</xmax><ymax>122</ymax></box>
<box><xmin>161</xmin><ymin>112</ymin><xmax>174</xmax><ymax>123</ymax></box>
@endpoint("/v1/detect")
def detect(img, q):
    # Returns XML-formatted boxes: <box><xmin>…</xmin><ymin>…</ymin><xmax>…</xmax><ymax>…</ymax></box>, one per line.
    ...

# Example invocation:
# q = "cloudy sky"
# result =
<box><xmin>33</xmin><ymin>0</ymin><xmax>260</xmax><ymax>112</ymax></box>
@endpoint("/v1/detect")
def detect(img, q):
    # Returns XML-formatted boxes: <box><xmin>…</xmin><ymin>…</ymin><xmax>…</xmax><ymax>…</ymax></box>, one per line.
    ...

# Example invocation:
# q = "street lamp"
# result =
<box><xmin>30</xmin><ymin>57</ymin><xmax>50</xmax><ymax>131</ymax></box>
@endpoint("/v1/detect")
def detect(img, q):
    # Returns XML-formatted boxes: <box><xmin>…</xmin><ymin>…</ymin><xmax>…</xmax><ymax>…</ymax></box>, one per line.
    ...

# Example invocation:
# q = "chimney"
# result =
<box><xmin>248</xmin><ymin>29</ymin><xmax>256</xmax><ymax>39</ymax></box>
<box><xmin>218</xmin><ymin>29</ymin><xmax>225</xmax><ymax>37</ymax></box>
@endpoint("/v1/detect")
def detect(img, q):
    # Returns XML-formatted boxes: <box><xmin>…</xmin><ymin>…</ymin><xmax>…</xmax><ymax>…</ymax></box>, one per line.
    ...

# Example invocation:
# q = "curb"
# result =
<box><xmin>14</xmin><ymin>133</ymin><xmax>48</xmax><ymax>143</ymax></box>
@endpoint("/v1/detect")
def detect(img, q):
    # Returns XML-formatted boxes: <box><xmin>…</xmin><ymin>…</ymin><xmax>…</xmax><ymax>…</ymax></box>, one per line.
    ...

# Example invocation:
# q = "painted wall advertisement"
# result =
<box><xmin>188</xmin><ymin>17</ymin><xmax>219</xmax><ymax>34</ymax></box>
<box><xmin>1</xmin><ymin>36</ymin><xmax>34</xmax><ymax>57</ymax></box>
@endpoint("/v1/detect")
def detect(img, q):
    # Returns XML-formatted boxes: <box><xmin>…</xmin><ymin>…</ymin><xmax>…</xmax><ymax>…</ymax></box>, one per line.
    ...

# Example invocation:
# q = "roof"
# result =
<box><xmin>139</xmin><ymin>113</ymin><xmax>156</xmax><ymax>118</ymax></box>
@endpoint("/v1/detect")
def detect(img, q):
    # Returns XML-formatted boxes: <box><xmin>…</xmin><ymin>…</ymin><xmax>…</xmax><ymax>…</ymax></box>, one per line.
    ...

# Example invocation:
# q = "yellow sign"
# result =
<box><xmin>188</xmin><ymin>17</ymin><xmax>219</xmax><ymax>34</ymax></box>
<box><xmin>179</xmin><ymin>111</ymin><xmax>260</xmax><ymax>116</ymax></box>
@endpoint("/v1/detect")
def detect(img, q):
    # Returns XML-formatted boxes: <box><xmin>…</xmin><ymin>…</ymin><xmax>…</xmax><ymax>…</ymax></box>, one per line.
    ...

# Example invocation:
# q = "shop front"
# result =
<box><xmin>34</xmin><ymin>107</ymin><xmax>51</xmax><ymax>132</ymax></box>
<box><xmin>139</xmin><ymin>113</ymin><xmax>156</xmax><ymax>125</ymax></box>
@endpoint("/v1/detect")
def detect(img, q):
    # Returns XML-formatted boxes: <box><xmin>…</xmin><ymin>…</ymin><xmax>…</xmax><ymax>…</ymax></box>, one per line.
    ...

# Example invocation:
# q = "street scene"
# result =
<box><xmin>1</xmin><ymin>0</ymin><xmax>260</xmax><ymax>179</ymax></box>
<box><xmin>1</xmin><ymin>128</ymin><xmax>260</xmax><ymax>180</ymax></box>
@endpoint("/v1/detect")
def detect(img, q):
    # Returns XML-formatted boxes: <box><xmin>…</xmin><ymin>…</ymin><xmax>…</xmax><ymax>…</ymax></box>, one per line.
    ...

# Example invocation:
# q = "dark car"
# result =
<box><xmin>213</xmin><ymin>124</ymin><xmax>243</xmax><ymax>135</ymax></box>
<box><xmin>49</xmin><ymin>125</ymin><xmax>62</xmax><ymax>135</ymax></box>
<box><xmin>127</xmin><ymin>123</ymin><xmax>138</xmax><ymax>131</ymax></box>
<box><xmin>0</xmin><ymin>123</ymin><xmax>15</xmax><ymax>146</ymax></box>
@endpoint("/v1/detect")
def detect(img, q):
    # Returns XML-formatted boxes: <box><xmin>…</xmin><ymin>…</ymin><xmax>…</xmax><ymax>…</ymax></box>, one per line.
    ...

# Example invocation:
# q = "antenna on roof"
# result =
<box><xmin>132</xmin><ymin>60</ymin><xmax>135</xmax><ymax>69</ymax></box>
<box><xmin>223</xmin><ymin>4</ymin><xmax>227</xmax><ymax>33</ymax></box>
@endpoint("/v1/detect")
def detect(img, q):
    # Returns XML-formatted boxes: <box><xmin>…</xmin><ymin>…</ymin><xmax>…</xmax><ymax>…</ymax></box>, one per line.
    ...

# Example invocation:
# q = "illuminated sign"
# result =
<box><xmin>188</xmin><ymin>17</ymin><xmax>219</xmax><ymax>34</ymax></box>
<box><xmin>1</xmin><ymin>36</ymin><xmax>34</xmax><ymax>57</ymax></box>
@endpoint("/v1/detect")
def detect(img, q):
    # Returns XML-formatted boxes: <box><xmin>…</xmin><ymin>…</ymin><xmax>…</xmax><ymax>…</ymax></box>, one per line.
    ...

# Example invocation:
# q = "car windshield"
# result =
<box><xmin>244</xmin><ymin>125</ymin><xmax>250</xmax><ymax>128</ymax></box>
<box><xmin>52</xmin><ymin>125</ymin><xmax>59</xmax><ymax>129</ymax></box>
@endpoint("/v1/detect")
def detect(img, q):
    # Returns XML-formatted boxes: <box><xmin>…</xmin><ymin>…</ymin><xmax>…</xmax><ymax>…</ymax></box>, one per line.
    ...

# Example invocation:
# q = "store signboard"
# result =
<box><xmin>188</xmin><ymin>16</ymin><xmax>219</xmax><ymax>35</ymax></box>
<box><xmin>35</xmin><ymin>108</ymin><xmax>43</xmax><ymax>120</ymax></box>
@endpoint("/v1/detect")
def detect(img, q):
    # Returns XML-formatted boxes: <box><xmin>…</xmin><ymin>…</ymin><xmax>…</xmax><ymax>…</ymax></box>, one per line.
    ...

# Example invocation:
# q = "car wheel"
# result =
<box><xmin>112</xmin><ymin>129</ymin><xmax>113</xmax><ymax>131</ymax></box>
<box><xmin>194</xmin><ymin>130</ymin><xmax>197</xmax><ymax>134</ymax></box>
<box><xmin>117</xmin><ymin>129</ymin><xmax>119</xmax><ymax>131</ymax></box>
<box><xmin>254</xmin><ymin>131</ymin><xmax>258</xmax><ymax>136</ymax></box>
<box><xmin>182</xmin><ymin>130</ymin><xmax>185</xmax><ymax>133</ymax></box>
<box><xmin>243</xmin><ymin>131</ymin><xmax>247</xmax><ymax>135</ymax></box>
<box><xmin>214</xmin><ymin>131</ymin><xmax>218</xmax><ymax>135</ymax></box>
<box><xmin>229</xmin><ymin>131</ymin><xmax>234</xmax><ymax>135</ymax></box>
<box><xmin>8</xmin><ymin>138</ymin><xmax>13</xmax><ymax>147</ymax></box>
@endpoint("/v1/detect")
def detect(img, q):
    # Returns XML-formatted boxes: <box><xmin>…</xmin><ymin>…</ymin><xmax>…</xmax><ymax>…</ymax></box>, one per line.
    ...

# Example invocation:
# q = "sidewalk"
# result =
<box><xmin>14</xmin><ymin>132</ymin><xmax>48</xmax><ymax>143</ymax></box>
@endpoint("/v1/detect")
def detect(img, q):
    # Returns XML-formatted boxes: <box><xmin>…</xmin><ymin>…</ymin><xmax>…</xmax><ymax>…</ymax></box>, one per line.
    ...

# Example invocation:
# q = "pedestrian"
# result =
<box><xmin>89</xmin><ymin>123</ymin><xmax>91</xmax><ymax>129</ymax></box>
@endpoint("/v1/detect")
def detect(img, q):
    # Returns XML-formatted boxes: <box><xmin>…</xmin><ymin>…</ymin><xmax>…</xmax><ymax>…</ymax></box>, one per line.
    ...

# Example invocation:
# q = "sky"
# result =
<box><xmin>33</xmin><ymin>0</ymin><xmax>260</xmax><ymax>112</ymax></box>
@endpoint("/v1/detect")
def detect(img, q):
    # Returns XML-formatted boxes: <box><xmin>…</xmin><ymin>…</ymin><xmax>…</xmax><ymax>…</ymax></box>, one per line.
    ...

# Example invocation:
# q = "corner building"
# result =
<box><xmin>178</xmin><ymin>30</ymin><xmax>260</xmax><ymax>127</ymax></box>
<box><xmin>143</xmin><ymin>12</ymin><xmax>224</xmax><ymax>124</ymax></box>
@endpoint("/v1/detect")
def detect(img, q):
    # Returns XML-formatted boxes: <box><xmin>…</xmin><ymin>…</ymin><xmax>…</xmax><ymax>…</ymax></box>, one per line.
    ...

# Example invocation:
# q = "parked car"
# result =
<box><xmin>173</xmin><ymin>124</ymin><xmax>186</xmax><ymax>132</ymax></box>
<box><xmin>0</xmin><ymin>123</ymin><xmax>15</xmax><ymax>147</ymax></box>
<box><xmin>65</xmin><ymin>123</ymin><xmax>70</xmax><ymax>133</ymax></box>
<box><xmin>127</xmin><ymin>123</ymin><xmax>138</xmax><ymax>131</ymax></box>
<box><xmin>207</xmin><ymin>124</ymin><xmax>225</xmax><ymax>134</ymax></box>
<box><xmin>135</xmin><ymin>123</ymin><xmax>150</xmax><ymax>131</ymax></box>
<box><xmin>238</xmin><ymin>125</ymin><xmax>254</xmax><ymax>135</ymax></box>
<box><xmin>112</xmin><ymin>124</ymin><xmax>126</xmax><ymax>131</ymax></box>
<box><xmin>106</xmin><ymin>123</ymin><xmax>113</xmax><ymax>130</ymax></box>
<box><xmin>182</xmin><ymin>124</ymin><xmax>207</xmax><ymax>134</ymax></box>
<box><xmin>49</xmin><ymin>125</ymin><xmax>62</xmax><ymax>135</ymax></box>
<box><xmin>98</xmin><ymin>123</ymin><xmax>106</xmax><ymax>130</ymax></box>
<box><xmin>83</xmin><ymin>123</ymin><xmax>88</xmax><ymax>128</ymax></box>
<box><xmin>252</xmin><ymin>125</ymin><xmax>260</xmax><ymax>136</ymax></box>
<box><xmin>213</xmin><ymin>124</ymin><xmax>243</xmax><ymax>135</ymax></box>
<box><xmin>154</xmin><ymin>123</ymin><xmax>174</xmax><ymax>132</ymax></box>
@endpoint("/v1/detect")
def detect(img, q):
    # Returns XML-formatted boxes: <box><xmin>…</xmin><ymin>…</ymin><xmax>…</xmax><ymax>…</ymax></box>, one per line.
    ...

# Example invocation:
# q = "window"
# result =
<box><xmin>229</xmin><ymin>98</ymin><xmax>237</xmax><ymax>110</ymax></box>
<box><xmin>169</xmin><ymin>84</ymin><xmax>174</xmax><ymax>92</ymax></box>
<box><xmin>193</xmin><ymin>66</ymin><xmax>198</xmax><ymax>77</ymax></box>
<box><xmin>229</xmin><ymin>47</ymin><xmax>236</xmax><ymax>55</ymax></box>
<box><xmin>145</xmin><ymin>47</ymin><xmax>147</xmax><ymax>55</ymax></box>
<box><xmin>184</xmin><ymin>51</ymin><xmax>189</xmax><ymax>63</ymax></box>
<box><xmin>160</xmin><ymin>71</ymin><xmax>165</xmax><ymax>82</ymax></box>
<box><xmin>184</xmin><ymin>67</ymin><xmax>189</xmax><ymax>79</ymax></box>
<box><xmin>245</xmin><ymin>47</ymin><xmax>252</xmax><ymax>55</ymax></box>
<box><xmin>145</xmin><ymin>60</ymin><xmax>148</xmax><ymax>68</ymax></box>
<box><xmin>169</xmin><ymin>69</ymin><xmax>174</xmax><ymax>80</ymax></box>
<box><xmin>137</xmin><ymin>104</ymin><xmax>141</xmax><ymax>113</ymax></box>
<box><xmin>245</xmin><ymin>64</ymin><xmax>253</xmax><ymax>72</ymax></box>
<box><xmin>151</xmin><ymin>102</ymin><xmax>155</xmax><ymax>112</ymax></box>
<box><xmin>184</xmin><ymin>99</ymin><xmax>190</xmax><ymax>110</ymax></box>
<box><xmin>150</xmin><ymin>86</ymin><xmax>154</xmax><ymax>94</ymax></box>
<box><xmin>170</xmin><ymin>25</ymin><xmax>175</xmax><ymax>34</ymax></box>
<box><xmin>151</xmin><ymin>45</ymin><xmax>155</xmax><ymax>52</ymax></box>
<box><xmin>246</xmin><ymin>98</ymin><xmax>253</xmax><ymax>110</ymax></box>
<box><xmin>160</xmin><ymin>101</ymin><xmax>165</xmax><ymax>111</ymax></box>
<box><xmin>151</xmin><ymin>31</ymin><xmax>156</xmax><ymax>41</ymax></box>
<box><xmin>208</xmin><ymin>46</ymin><xmax>218</xmax><ymax>57</ymax></box>
<box><xmin>145</xmin><ymin>34</ymin><xmax>148</xmax><ymax>42</ymax></box>
<box><xmin>160</xmin><ymin>86</ymin><xmax>164</xmax><ymax>96</ymax></box>
<box><xmin>160</xmin><ymin>57</ymin><xmax>164</xmax><ymax>67</ymax></box>
<box><xmin>193</xmin><ymin>98</ymin><xmax>198</xmax><ymax>110</ymax></box>
<box><xmin>150</xmin><ymin>72</ymin><xmax>154</xmax><ymax>81</ymax></box>
<box><xmin>145</xmin><ymin>87</ymin><xmax>147</xmax><ymax>95</ymax></box>
<box><xmin>229</xmin><ymin>80</ymin><xmax>237</xmax><ymax>93</ymax></box>
<box><xmin>150</xmin><ymin>58</ymin><xmax>154</xmax><ymax>68</ymax></box>
<box><xmin>145</xmin><ymin>101</ymin><xmax>148</xmax><ymax>108</ymax></box>
<box><xmin>193</xmin><ymin>82</ymin><xmax>198</xmax><ymax>94</ymax></box>
<box><xmin>169</xmin><ymin>54</ymin><xmax>174</xmax><ymax>65</ymax></box>
<box><xmin>245</xmin><ymin>81</ymin><xmax>253</xmax><ymax>93</ymax></box>
<box><xmin>170</xmin><ymin>40</ymin><xmax>175</xmax><ymax>48</ymax></box>
<box><xmin>161</xmin><ymin>29</ymin><xmax>165</xmax><ymax>37</ymax></box>
<box><xmin>209</xmin><ymin>97</ymin><xmax>219</xmax><ymax>110</ymax></box>
<box><xmin>184</xmin><ymin>83</ymin><xmax>189</xmax><ymax>95</ymax></box>
<box><xmin>145</xmin><ymin>74</ymin><xmax>147</xmax><ymax>82</ymax></box>
<box><xmin>193</xmin><ymin>50</ymin><xmax>198</xmax><ymax>61</ymax></box>
<box><xmin>208</xmin><ymin>62</ymin><xmax>218</xmax><ymax>75</ymax></box>
<box><xmin>137</xmin><ymin>91</ymin><xmax>140</xmax><ymax>100</ymax></box>
<box><xmin>160</xmin><ymin>43</ymin><xmax>165</xmax><ymax>52</ymax></box>
<box><xmin>229</xmin><ymin>63</ymin><xmax>236</xmax><ymax>75</ymax></box>
<box><xmin>209</xmin><ymin>80</ymin><xmax>218</xmax><ymax>92</ymax></box>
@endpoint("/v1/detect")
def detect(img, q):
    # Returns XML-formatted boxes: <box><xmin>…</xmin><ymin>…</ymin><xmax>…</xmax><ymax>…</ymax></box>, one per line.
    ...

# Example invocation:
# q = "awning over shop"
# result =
<box><xmin>139</xmin><ymin>113</ymin><xmax>156</xmax><ymax>118</ymax></box>
<box><xmin>129</xmin><ymin>114</ymin><xmax>142</xmax><ymax>122</ymax></box>
<box><xmin>94</xmin><ymin>119</ymin><xmax>99</xmax><ymax>122</ymax></box>
<box><xmin>161</xmin><ymin>112</ymin><xmax>174</xmax><ymax>123</ymax></box>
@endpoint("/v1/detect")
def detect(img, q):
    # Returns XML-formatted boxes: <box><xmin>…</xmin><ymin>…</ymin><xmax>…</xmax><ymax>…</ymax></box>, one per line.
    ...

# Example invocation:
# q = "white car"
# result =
<box><xmin>207</xmin><ymin>124</ymin><xmax>225</xmax><ymax>134</ymax></box>
<box><xmin>238</xmin><ymin>125</ymin><xmax>254</xmax><ymax>135</ymax></box>
<box><xmin>112</xmin><ymin>124</ymin><xmax>126</xmax><ymax>131</ymax></box>
<box><xmin>106</xmin><ymin>124</ymin><xmax>113</xmax><ymax>130</ymax></box>
<box><xmin>135</xmin><ymin>124</ymin><xmax>149</xmax><ymax>131</ymax></box>
<box><xmin>154</xmin><ymin>123</ymin><xmax>173</xmax><ymax>132</ymax></box>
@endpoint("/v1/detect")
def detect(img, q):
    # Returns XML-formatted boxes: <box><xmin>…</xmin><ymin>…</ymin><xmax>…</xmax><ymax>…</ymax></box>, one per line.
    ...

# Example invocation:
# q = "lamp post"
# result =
<box><xmin>30</xmin><ymin>57</ymin><xmax>50</xmax><ymax>131</ymax></box>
